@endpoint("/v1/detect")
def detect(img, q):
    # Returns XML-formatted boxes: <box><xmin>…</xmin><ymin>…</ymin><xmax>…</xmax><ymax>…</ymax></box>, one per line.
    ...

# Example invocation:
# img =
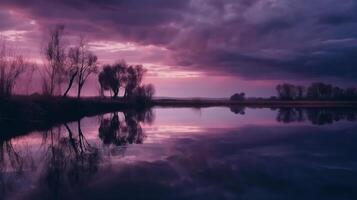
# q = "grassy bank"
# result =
<box><xmin>2</xmin><ymin>96</ymin><xmax>357</xmax><ymax>124</ymax></box>
<box><xmin>0</xmin><ymin>95</ymin><xmax>150</xmax><ymax>141</ymax></box>
<box><xmin>2</xmin><ymin>96</ymin><xmax>357</xmax><ymax>141</ymax></box>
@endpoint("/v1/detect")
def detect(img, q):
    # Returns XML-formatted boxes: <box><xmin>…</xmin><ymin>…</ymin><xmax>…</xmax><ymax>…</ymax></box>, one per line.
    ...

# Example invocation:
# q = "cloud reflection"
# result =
<box><xmin>1</xmin><ymin>107</ymin><xmax>357</xmax><ymax>199</ymax></box>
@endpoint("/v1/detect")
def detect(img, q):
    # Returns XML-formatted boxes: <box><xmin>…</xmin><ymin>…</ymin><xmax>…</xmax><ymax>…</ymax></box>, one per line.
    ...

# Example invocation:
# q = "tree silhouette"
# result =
<box><xmin>0</xmin><ymin>42</ymin><xmax>28</xmax><ymax>97</ymax></box>
<box><xmin>98</xmin><ymin>62</ymin><xmax>127</xmax><ymax>97</ymax></box>
<box><xmin>74</xmin><ymin>38</ymin><xmax>98</xmax><ymax>98</ymax></box>
<box><xmin>98</xmin><ymin>61</ymin><xmax>154</xmax><ymax>99</ymax></box>
<box><xmin>42</xmin><ymin>24</ymin><xmax>66</xmax><ymax>96</ymax></box>
<box><xmin>306</xmin><ymin>82</ymin><xmax>333</xmax><ymax>100</ymax></box>
<box><xmin>124</xmin><ymin>65</ymin><xmax>146</xmax><ymax>98</ymax></box>
<box><xmin>275</xmin><ymin>82</ymin><xmax>357</xmax><ymax>100</ymax></box>
<box><xmin>133</xmin><ymin>84</ymin><xmax>155</xmax><ymax>102</ymax></box>
<box><xmin>296</xmin><ymin>86</ymin><xmax>305</xmax><ymax>100</ymax></box>
<box><xmin>63</xmin><ymin>46</ymin><xmax>80</xmax><ymax>96</ymax></box>
<box><xmin>276</xmin><ymin>83</ymin><xmax>299</xmax><ymax>100</ymax></box>
<box><xmin>230</xmin><ymin>93</ymin><xmax>245</xmax><ymax>101</ymax></box>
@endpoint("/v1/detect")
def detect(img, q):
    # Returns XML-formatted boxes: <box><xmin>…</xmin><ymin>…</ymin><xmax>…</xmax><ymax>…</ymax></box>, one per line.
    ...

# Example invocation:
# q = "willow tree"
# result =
<box><xmin>124</xmin><ymin>65</ymin><xmax>146</xmax><ymax>98</ymax></box>
<box><xmin>98</xmin><ymin>62</ymin><xmax>127</xmax><ymax>98</ymax></box>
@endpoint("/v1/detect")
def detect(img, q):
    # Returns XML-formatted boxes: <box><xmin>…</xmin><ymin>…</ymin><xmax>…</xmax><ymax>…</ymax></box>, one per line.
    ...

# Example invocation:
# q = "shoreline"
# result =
<box><xmin>2</xmin><ymin>96</ymin><xmax>357</xmax><ymax>122</ymax></box>
<box><xmin>1</xmin><ymin>95</ymin><xmax>357</xmax><ymax>141</ymax></box>
<box><xmin>152</xmin><ymin>98</ymin><xmax>357</xmax><ymax>108</ymax></box>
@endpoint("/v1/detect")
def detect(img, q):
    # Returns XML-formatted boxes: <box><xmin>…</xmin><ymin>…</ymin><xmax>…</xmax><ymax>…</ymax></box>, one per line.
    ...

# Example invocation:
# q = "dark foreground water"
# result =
<box><xmin>1</xmin><ymin>107</ymin><xmax>357</xmax><ymax>200</ymax></box>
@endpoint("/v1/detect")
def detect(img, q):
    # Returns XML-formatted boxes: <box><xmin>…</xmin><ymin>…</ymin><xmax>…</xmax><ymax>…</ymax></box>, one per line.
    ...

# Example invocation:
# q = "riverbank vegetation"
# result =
<box><xmin>0</xmin><ymin>24</ymin><xmax>155</xmax><ymax>102</ymax></box>
<box><xmin>0</xmin><ymin>25</ymin><xmax>357</xmax><ymax>126</ymax></box>
<box><xmin>275</xmin><ymin>82</ymin><xmax>357</xmax><ymax>101</ymax></box>
<box><xmin>98</xmin><ymin>61</ymin><xmax>154</xmax><ymax>101</ymax></box>
<box><xmin>0</xmin><ymin>24</ymin><xmax>156</xmax><ymax>128</ymax></box>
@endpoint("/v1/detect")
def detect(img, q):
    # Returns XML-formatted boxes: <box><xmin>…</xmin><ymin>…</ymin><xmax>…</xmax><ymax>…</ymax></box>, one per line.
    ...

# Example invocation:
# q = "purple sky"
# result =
<box><xmin>1</xmin><ymin>0</ymin><xmax>357</xmax><ymax>97</ymax></box>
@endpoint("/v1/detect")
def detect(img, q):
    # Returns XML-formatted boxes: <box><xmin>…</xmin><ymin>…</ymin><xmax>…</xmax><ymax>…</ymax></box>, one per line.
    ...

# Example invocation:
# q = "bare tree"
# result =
<box><xmin>75</xmin><ymin>38</ymin><xmax>98</xmax><ymax>98</ymax></box>
<box><xmin>42</xmin><ymin>24</ymin><xmax>66</xmax><ymax>96</ymax></box>
<box><xmin>63</xmin><ymin>46</ymin><xmax>80</xmax><ymax>96</ymax></box>
<box><xmin>0</xmin><ymin>41</ymin><xmax>27</xmax><ymax>97</ymax></box>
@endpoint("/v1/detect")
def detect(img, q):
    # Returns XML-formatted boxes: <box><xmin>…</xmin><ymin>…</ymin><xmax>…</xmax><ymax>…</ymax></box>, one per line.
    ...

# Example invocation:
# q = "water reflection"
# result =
<box><xmin>39</xmin><ymin>121</ymin><xmax>100</xmax><ymax>199</ymax></box>
<box><xmin>0</xmin><ymin>108</ymin><xmax>154</xmax><ymax>199</ymax></box>
<box><xmin>98</xmin><ymin>110</ymin><xmax>153</xmax><ymax>146</ymax></box>
<box><xmin>275</xmin><ymin>107</ymin><xmax>357</xmax><ymax>125</ymax></box>
<box><xmin>1</xmin><ymin>107</ymin><xmax>357</xmax><ymax>199</ymax></box>
<box><xmin>0</xmin><ymin>140</ymin><xmax>25</xmax><ymax>195</ymax></box>
<box><xmin>229</xmin><ymin>106</ymin><xmax>245</xmax><ymax>115</ymax></box>
<box><xmin>229</xmin><ymin>106</ymin><xmax>357</xmax><ymax>125</ymax></box>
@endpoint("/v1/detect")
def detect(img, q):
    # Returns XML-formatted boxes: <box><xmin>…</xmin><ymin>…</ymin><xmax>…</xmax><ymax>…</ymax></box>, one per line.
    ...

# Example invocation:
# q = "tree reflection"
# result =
<box><xmin>229</xmin><ymin>106</ymin><xmax>246</xmax><ymax>115</ymax></box>
<box><xmin>275</xmin><ymin>107</ymin><xmax>357</xmax><ymax>125</ymax></box>
<box><xmin>0</xmin><ymin>140</ymin><xmax>23</xmax><ymax>197</ymax></box>
<box><xmin>230</xmin><ymin>106</ymin><xmax>357</xmax><ymax>125</ymax></box>
<box><xmin>41</xmin><ymin>120</ymin><xmax>100</xmax><ymax>199</ymax></box>
<box><xmin>276</xmin><ymin>108</ymin><xmax>305</xmax><ymax>123</ymax></box>
<box><xmin>0</xmin><ymin>108</ymin><xmax>154</xmax><ymax>199</ymax></box>
<box><xmin>0</xmin><ymin>141</ymin><xmax>23</xmax><ymax>173</ymax></box>
<box><xmin>98</xmin><ymin>109</ymin><xmax>154</xmax><ymax>147</ymax></box>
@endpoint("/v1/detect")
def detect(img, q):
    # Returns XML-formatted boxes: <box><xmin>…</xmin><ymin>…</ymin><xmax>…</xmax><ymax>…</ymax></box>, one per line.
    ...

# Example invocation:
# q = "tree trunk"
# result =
<box><xmin>77</xmin><ymin>83</ymin><xmax>83</xmax><ymax>98</ymax></box>
<box><xmin>124</xmin><ymin>89</ymin><xmax>128</xmax><ymax>98</ymax></box>
<box><xmin>113</xmin><ymin>88</ymin><xmax>119</xmax><ymax>98</ymax></box>
<box><xmin>63</xmin><ymin>71</ymin><xmax>78</xmax><ymax>97</ymax></box>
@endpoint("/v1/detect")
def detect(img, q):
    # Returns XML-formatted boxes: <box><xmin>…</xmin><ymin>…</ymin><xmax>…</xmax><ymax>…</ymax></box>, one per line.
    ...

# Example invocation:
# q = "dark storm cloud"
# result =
<box><xmin>1</xmin><ymin>0</ymin><xmax>357</xmax><ymax>81</ymax></box>
<box><xmin>0</xmin><ymin>10</ymin><xmax>15</xmax><ymax>30</ymax></box>
<box><xmin>0</xmin><ymin>0</ymin><xmax>190</xmax><ymax>44</ymax></box>
<box><xmin>319</xmin><ymin>14</ymin><xmax>357</xmax><ymax>25</ymax></box>
<box><xmin>0</xmin><ymin>10</ymin><xmax>34</xmax><ymax>31</ymax></box>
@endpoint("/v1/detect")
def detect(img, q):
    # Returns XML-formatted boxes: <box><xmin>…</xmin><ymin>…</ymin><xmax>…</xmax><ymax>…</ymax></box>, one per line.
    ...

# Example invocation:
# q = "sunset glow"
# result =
<box><xmin>1</xmin><ymin>0</ymin><xmax>356</xmax><ymax>97</ymax></box>
<box><xmin>1</xmin><ymin>1</ymin><xmax>357</xmax><ymax>199</ymax></box>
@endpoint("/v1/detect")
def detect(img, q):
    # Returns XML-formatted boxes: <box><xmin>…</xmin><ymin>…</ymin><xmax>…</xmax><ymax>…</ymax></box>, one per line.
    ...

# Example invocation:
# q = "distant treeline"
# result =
<box><xmin>276</xmin><ymin>82</ymin><xmax>357</xmax><ymax>100</ymax></box>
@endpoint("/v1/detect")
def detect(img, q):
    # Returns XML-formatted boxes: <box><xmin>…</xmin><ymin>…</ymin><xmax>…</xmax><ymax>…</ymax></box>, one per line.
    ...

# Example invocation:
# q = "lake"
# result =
<box><xmin>1</xmin><ymin>107</ymin><xmax>357</xmax><ymax>200</ymax></box>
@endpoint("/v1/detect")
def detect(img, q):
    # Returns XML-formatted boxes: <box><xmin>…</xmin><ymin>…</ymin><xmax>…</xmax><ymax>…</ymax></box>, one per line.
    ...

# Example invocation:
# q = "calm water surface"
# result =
<box><xmin>1</xmin><ymin>107</ymin><xmax>357</xmax><ymax>200</ymax></box>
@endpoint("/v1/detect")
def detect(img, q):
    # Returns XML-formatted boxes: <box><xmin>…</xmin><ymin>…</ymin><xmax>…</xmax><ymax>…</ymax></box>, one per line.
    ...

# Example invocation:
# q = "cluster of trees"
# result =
<box><xmin>42</xmin><ymin>25</ymin><xmax>98</xmax><ymax>97</ymax></box>
<box><xmin>276</xmin><ymin>82</ymin><xmax>357</xmax><ymax>100</ymax></box>
<box><xmin>0</xmin><ymin>24</ymin><xmax>154</xmax><ymax>100</ymax></box>
<box><xmin>230</xmin><ymin>92</ymin><xmax>245</xmax><ymax>101</ymax></box>
<box><xmin>98</xmin><ymin>62</ymin><xmax>154</xmax><ymax>100</ymax></box>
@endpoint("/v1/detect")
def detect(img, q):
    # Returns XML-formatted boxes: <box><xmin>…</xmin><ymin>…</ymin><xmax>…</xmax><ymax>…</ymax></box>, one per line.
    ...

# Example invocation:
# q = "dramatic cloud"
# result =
<box><xmin>1</xmin><ymin>0</ymin><xmax>357</xmax><ymax>82</ymax></box>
